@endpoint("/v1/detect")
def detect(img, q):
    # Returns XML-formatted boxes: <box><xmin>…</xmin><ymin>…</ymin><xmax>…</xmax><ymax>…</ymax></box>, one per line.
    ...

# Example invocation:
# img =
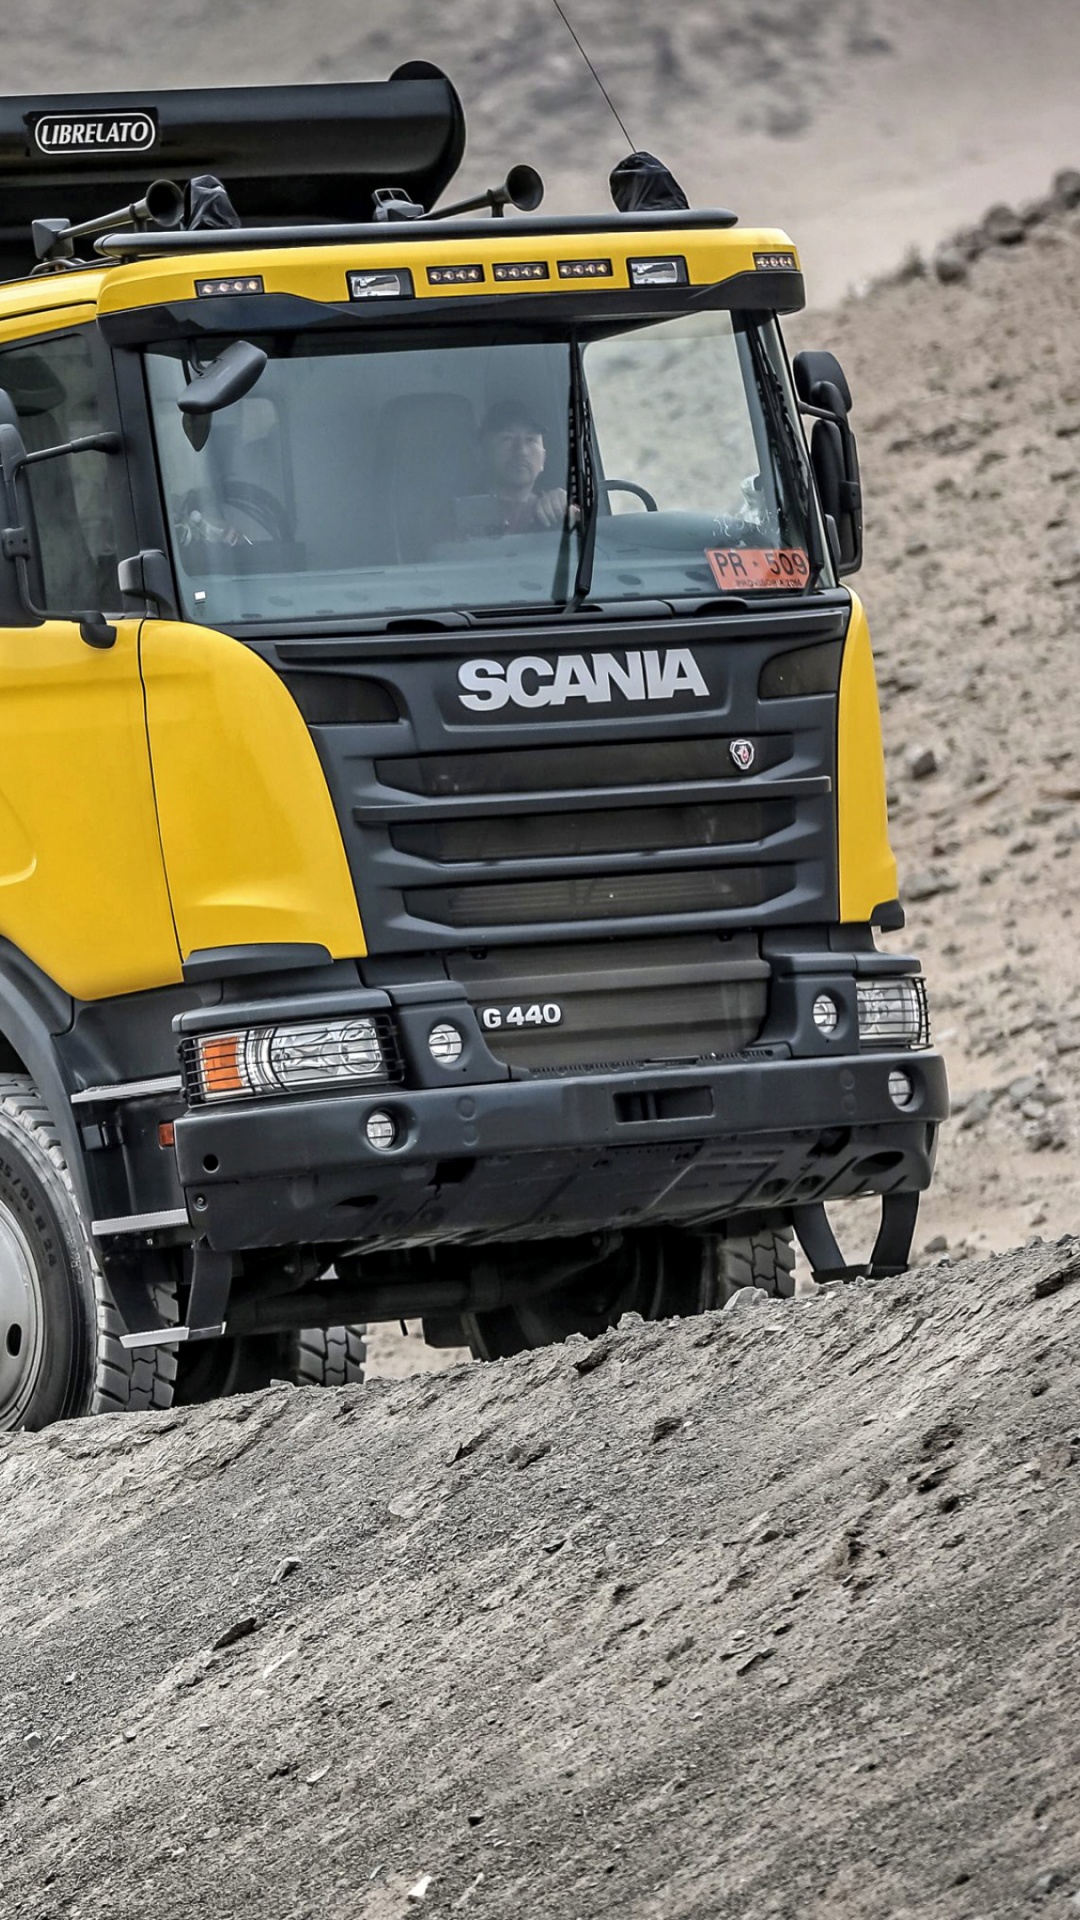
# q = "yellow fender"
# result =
<box><xmin>837</xmin><ymin>593</ymin><xmax>898</xmax><ymax>923</ymax></box>
<box><xmin>139</xmin><ymin>622</ymin><xmax>367</xmax><ymax>961</ymax></box>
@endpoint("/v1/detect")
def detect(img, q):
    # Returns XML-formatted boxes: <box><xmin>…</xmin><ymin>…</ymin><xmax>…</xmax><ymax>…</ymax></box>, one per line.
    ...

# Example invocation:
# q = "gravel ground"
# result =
<box><xmin>1</xmin><ymin>1243</ymin><xmax>1077</xmax><ymax>1918</ymax></box>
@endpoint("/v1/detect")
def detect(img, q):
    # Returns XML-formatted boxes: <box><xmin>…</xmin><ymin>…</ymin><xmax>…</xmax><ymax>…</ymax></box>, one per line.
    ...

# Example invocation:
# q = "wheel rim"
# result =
<box><xmin>514</xmin><ymin>1233</ymin><xmax>668</xmax><ymax>1347</ymax></box>
<box><xmin>0</xmin><ymin>1201</ymin><xmax>46</xmax><ymax>1427</ymax></box>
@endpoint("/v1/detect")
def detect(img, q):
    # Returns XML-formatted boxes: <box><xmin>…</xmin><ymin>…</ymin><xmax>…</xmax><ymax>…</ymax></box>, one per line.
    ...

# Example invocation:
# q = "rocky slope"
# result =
<box><xmin>793</xmin><ymin>178</ymin><xmax>1080</xmax><ymax>1261</ymax></box>
<box><xmin>1</xmin><ymin>1242</ymin><xmax>1077</xmax><ymax>1919</ymax></box>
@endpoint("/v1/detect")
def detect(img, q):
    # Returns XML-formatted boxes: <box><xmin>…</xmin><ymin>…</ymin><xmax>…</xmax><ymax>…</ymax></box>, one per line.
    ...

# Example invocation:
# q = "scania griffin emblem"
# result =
<box><xmin>729</xmin><ymin>737</ymin><xmax>756</xmax><ymax>771</ymax></box>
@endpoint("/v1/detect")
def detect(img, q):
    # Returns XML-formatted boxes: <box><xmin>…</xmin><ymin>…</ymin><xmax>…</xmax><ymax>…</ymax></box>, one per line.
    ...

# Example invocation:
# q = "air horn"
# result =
<box><xmin>33</xmin><ymin>178</ymin><xmax>185</xmax><ymax>265</ymax></box>
<box><xmin>433</xmin><ymin>164</ymin><xmax>545</xmax><ymax>220</ymax></box>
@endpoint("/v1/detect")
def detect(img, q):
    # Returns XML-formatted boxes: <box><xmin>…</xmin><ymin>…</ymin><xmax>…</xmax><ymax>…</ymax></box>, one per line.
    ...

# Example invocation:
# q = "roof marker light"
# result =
<box><xmin>195</xmin><ymin>274</ymin><xmax>265</xmax><ymax>297</ymax></box>
<box><xmin>427</xmin><ymin>262</ymin><xmax>484</xmax><ymax>285</ymax></box>
<box><xmin>557</xmin><ymin>257</ymin><xmax>613</xmax><ymax>279</ymax></box>
<box><xmin>493</xmin><ymin>260</ymin><xmax>549</xmax><ymax>282</ymax></box>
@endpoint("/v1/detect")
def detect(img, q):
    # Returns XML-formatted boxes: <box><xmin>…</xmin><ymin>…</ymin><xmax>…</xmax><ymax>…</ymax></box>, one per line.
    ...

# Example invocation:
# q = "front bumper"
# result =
<box><xmin>172</xmin><ymin>1046</ymin><xmax>948</xmax><ymax>1252</ymax></box>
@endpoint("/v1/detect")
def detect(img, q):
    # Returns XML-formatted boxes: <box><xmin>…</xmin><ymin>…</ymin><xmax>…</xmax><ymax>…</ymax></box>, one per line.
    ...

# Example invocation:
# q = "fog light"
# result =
<box><xmin>888</xmin><ymin>1070</ymin><xmax>914</xmax><ymax>1110</ymax></box>
<box><xmin>812</xmin><ymin>993</ymin><xmax>839</xmax><ymax>1035</ymax></box>
<box><xmin>365</xmin><ymin>1109</ymin><xmax>397</xmax><ymax>1151</ymax></box>
<box><xmin>429</xmin><ymin>1022</ymin><xmax>464</xmax><ymax>1066</ymax></box>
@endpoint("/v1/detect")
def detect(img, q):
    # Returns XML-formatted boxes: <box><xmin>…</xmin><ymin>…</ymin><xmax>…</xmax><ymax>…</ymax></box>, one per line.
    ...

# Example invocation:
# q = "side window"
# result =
<box><xmin>0</xmin><ymin>330</ymin><xmax>119</xmax><ymax>612</ymax></box>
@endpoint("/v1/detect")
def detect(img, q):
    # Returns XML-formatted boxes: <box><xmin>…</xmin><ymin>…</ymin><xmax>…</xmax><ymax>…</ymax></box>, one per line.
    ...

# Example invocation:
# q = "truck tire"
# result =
<box><xmin>0</xmin><ymin>1075</ymin><xmax>177</xmax><ymax>1430</ymax></box>
<box><xmin>289</xmin><ymin>1326</ymin><xmax>367</xmax><ymax>1389</ymax></box>
<box><xmin>172</xmin><ymin>1323</ymin><xmax>366</xmax><ymax>1404</ymax></box>
<box><xmin>461</xmin><ymin>1224</ymin><xmax>795</xmax><ymax>1360</ymax></box>
<box><xmin>713</xmin><ymin>1226</ymin><xmax>797</xmax><ymax>1304</ymax></box>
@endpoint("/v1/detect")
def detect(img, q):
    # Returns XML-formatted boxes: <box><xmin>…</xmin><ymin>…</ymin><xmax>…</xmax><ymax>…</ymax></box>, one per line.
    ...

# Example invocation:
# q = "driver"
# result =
<box><xmin>455</xmin><ymin>401</ymin><xmax>575</xmax><ymax>537</ymax></box>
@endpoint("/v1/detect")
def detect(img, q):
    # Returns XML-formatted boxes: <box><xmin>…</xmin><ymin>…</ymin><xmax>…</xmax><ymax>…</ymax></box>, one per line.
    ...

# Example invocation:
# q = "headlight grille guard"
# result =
<box><xmin>856</xmin><ymin>975</ymin><xmax>930</xmax><ymax>1050</ymax></box>
<box><xmin>180</xmin><ymin>1011</ymin><xmax>404</xmax><ymax>1106</ymax></box>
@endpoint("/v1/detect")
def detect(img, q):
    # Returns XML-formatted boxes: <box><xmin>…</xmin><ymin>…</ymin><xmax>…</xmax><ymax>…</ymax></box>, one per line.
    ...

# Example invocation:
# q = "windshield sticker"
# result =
<box><xmin>706</xmin><ymin>547</ymin><xmax>810</xmax><ymax>591</ymax></box>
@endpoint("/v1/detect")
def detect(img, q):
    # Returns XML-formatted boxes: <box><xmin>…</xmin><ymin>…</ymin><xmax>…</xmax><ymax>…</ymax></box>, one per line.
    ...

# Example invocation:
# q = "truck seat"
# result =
<box><xmin>374</xmin><ymin>391</ymin><xmax>480</xmax><ymax>562</ymax></box>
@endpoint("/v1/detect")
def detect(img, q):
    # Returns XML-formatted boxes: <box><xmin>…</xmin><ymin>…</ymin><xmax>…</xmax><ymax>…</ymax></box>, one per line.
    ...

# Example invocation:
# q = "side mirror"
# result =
<box><xmin>0</xmin><ymin>413</ymin><xmax>43</xmax><ymax>627</ymax></box>
<box><xmin>793</xmin><ymin>349</ymin><xmax>862</xmax><ymax>574</ymax></box>
<box><xmin>0</xmin><ymin>397</ymin><xmax>119</xmax><ymax>642</ymax></box>
<box><xmin>179</xmin><ymin>340</ymin><xmax>268</xmax><ymax>449</ymax></box>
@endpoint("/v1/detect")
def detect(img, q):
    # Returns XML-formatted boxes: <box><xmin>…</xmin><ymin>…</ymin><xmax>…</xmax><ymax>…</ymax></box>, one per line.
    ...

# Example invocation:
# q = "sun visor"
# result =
<box><xmin>0</xmin><ymin>66</ymin><xmax>466</xmax><ymax>278</ymax></box>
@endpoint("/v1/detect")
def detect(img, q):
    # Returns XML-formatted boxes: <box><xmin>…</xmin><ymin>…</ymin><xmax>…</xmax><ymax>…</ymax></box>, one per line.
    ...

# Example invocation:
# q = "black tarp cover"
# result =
<box><xmin>609</xmin><ymin>151</ymin><xmax>690</xmax><ymax>214</ymax></box>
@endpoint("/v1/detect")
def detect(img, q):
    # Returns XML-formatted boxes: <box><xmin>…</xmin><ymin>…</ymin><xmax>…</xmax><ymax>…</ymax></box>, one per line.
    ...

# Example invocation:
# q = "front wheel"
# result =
<box><xmin>461</xmin><ymin>1225</ymin><xmax>794</xmax><ymax>1360</ymax></box>
<box><xmin>171</xmin><ymin>1323</ymin><xmax>367</xmax><ymax>1405</ymax></box>
<box><xmin>0</xmin><ymin>1076</ymin><xmax>176</xmax><ymax>1431</ymax></box>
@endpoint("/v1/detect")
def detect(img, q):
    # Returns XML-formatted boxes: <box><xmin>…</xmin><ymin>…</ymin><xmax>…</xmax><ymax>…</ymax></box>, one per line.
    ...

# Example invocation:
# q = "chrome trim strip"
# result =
<box><xmin>71</xmin><ymin>1075</ymin><xmax>183</xmax><ymax>1106</ymax></box>
<box><xmin>92</xmin><ymin>1208</ymin><xmax>189</xmax><ymax>1236</ymax></box>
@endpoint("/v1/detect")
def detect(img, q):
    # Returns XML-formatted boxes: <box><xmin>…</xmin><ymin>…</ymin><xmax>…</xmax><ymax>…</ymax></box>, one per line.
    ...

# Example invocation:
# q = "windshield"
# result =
<box><xmin>145</xmin><ymin>310</ymin><xmax>827</xmax><ymax>626</ymax></box>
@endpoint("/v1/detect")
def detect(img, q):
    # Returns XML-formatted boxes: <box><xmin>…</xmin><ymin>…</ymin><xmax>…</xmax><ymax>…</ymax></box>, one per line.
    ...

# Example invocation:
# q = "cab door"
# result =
<box><xmin>0</xmin><ymin>319</ymin><xmax>180</xmax><ymax>1001</ymax></box>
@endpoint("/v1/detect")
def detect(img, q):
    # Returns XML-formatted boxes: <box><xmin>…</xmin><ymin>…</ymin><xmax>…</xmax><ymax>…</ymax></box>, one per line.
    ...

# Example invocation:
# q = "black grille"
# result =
<box><xmin>282</xmin><ymin>671</ymin><xmax>400</xmax><ymax>725</ymax></box>
<box><xmin>448</xmin><ymin>932</ymin><xmax>768</xmax><ymax>1069</ymax></box>
<box><xmin>408</xmin><ymin>864</ymin><xmax>790</xmax><ymax>930</ymax></box>
<box><xmin>290</xmin><ymin>613</ymin><xmax>845</xmax><ymax>948</ymax></box>
<box><xmin>377</xmin><ymin>734</ymin><xmax>785</xmax><ymax>798</ymax></box>
<box><xmin>391</xmin><ymin>799</ymin><xmax>791</xmax><ymax>863</ymax></box>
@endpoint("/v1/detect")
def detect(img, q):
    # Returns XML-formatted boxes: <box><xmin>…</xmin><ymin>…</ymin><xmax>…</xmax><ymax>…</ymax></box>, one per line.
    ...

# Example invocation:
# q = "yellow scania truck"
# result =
<box><xmin>0</xmin><ymin>69</ymin><xmax>947</xmax><ymax>1426</ymax></box>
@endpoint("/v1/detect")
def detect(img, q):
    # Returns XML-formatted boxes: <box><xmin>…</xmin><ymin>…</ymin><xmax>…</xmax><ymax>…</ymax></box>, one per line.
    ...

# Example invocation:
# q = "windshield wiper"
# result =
<box><xmin>564</xmin><ymin>333</ymin><xmax>600</xmax><ymax>612</ymax></box>
<box><xmin>744</xmin><ymin>323</ymin><xmax>826</xmax><ymax>590</ymax></box>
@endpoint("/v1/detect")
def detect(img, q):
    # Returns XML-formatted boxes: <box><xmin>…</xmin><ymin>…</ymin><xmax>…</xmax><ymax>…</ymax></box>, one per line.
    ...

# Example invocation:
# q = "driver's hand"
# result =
<box><xmin>531</xmin><ymin>488</ymin><xmax>580</xmax><ymax>529</ymax></box>
<box><xmin>174</xmin><ymin>496</ymin><xmax>252</xmax><ymax>548</ymax></box>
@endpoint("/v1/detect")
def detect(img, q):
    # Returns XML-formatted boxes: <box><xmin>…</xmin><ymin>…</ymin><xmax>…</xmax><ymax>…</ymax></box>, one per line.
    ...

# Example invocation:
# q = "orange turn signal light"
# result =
<box><xmin>199</xmin><ymin>1035</ymin><xmax>245</xmax><ymax>1096</ymax></box>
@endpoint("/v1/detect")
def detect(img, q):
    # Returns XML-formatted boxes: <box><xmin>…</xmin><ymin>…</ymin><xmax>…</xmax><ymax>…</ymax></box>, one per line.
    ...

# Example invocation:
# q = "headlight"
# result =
<box><xmin>184</xmin><ymin>1016</ymin><xmax>399</xmax><ymax>1104</ymax></box>
<box><xmin>857</xmin><ymin>978</ymin><xmax>930</xmax><ymax>1049</ymax></box>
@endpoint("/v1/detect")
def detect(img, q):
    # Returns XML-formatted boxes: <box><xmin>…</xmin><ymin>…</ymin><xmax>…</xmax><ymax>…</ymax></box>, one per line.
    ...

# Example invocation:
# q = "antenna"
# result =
<box><xmin>549</xmin><ymin>0</ymin><xmax>636</xmax><ymax>150</ymax></box>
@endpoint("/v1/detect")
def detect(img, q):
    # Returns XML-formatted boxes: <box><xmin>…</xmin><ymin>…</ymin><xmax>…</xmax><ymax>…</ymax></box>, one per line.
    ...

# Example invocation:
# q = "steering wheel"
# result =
<box><xmin>220</xmin><ymin>479</ymin><xmax>292</xmax><ymax>543</ymax></box>
<box><xmin>601</xmin><ymin>479</ymin><xmax>658</xmax><ymax>512</ymax></box>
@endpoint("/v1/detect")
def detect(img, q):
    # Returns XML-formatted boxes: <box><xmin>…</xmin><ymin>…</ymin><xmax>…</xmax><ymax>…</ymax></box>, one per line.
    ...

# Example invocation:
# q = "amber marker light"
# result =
<box><xmin>200</xmin><ymin>1035</ymin><xmax>245</xmax><ymax>1097</ymax></box>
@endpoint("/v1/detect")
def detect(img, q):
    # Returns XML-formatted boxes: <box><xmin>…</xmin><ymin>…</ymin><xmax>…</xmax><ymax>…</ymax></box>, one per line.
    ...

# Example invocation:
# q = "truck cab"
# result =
<box><xmin>0</xmin><ymin>73</ymin><xmax>947</xmax><ymax>1427</ymax></box>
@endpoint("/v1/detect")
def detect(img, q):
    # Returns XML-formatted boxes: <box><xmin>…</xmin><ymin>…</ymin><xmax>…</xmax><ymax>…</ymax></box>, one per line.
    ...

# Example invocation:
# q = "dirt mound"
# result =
<box><xmin>1</xmin><ymin>1245</ymin><xmax>1076</xmax><ymax>1918</ymax></box>
<box><xmin>786</xmin><ymin>181</ymin><xmax>1080</xmax><ymax>1261</ymax></box>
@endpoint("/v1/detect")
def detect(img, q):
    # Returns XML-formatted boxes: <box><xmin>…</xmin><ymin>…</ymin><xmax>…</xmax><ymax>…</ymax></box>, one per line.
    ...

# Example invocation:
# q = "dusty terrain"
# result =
<box><xmin>1</xmin><ymin>1243</ymin><xmax>1077</xmax><ymax>1920</ymax></box>
<box><xmin>804</xmin><ymin>180</ymin><xmax>1080</xmax><ymax>1263</ymax></box>
<box><xmin>9</xmin><ymin>0</ymin><xmax>1080</xmax><ymax>303</ymax></box>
